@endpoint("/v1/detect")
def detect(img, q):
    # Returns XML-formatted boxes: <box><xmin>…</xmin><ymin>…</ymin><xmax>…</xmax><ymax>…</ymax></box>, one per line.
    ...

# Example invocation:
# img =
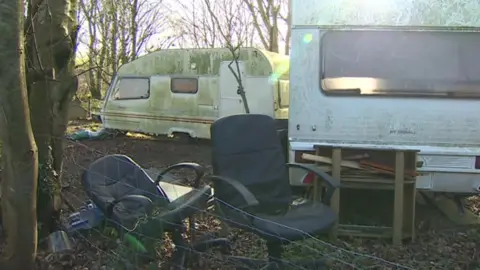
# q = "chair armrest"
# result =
<box><xmin>156</xmin><ymin>162</ymin><xmax>205</xmax><ymax>188</ymax></box>
<box><xmin>208</xmin><ymin>175</ymin><xmax>259</xmax><ymax>209</ymax></box>
<box><xmin>105</xmin><ymin>194</ymin><xmax>153</xmax><ymax>218</ymax></box>
<box><xmin>287</xmin><ymin>163</ymin><xmax>341</xmax><ymax>205</ymax></box>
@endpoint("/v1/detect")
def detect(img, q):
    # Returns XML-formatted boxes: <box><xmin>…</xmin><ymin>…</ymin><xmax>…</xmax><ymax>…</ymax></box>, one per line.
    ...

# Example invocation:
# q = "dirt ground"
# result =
<box><xmin>18</xmin><ymin>121</ymin><xmax>480</xmax><ymax>269</ymax></box>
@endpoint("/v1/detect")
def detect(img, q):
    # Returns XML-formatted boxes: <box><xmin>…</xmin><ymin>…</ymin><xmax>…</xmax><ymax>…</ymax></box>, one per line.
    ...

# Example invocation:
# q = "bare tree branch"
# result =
<box><xmin>77</xmin><ymin>0</ymin><xmax>169</xmax><ymax>99</ymax></box>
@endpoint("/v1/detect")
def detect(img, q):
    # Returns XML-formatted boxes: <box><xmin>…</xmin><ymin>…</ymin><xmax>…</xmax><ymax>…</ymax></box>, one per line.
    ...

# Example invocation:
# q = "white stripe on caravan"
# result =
<box><xmin>289</xmin><ymin>140</ymin><xmax>480</xmax><ymax>156</ymax></box>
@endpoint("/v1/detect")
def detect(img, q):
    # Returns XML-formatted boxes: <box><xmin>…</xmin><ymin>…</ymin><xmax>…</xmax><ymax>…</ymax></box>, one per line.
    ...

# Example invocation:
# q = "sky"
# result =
<box><xmin>76</xmin><ymin>0</ymin><xmax>290</xmax><ymax>59</ymax></box>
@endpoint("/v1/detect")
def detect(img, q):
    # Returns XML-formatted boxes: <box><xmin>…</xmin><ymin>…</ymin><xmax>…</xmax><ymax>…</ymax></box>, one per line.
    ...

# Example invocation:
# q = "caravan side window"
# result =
<box><xmin>277</xmin><ymin>80</ymin><xmax>289</xmax><ymax>108</ymax></box>
<box><xmin>171</xmin><ymin>78</ymin><xmax>198</xmax><ymax>94</ymax></box>
<box><xmin>113</xmin><ymin>77</ymin><xmax>150</xmax><ymax>100</ymax></box>
<box><xmin>320</xmin><ymin>30</ymin><xmax>480</xmax><ymax>98</ymax></box>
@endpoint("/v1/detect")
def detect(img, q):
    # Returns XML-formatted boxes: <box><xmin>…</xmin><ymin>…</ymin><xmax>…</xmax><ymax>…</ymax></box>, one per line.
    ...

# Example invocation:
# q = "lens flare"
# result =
<box><xmin>269</xmin><ymin>63</ymin><xmax>289</xmax><ymax>82</ymax></box>
<box><xmin>303</xmin><ymin>33</ymin><xmax>313</xmax><ymax>43</ymax></box>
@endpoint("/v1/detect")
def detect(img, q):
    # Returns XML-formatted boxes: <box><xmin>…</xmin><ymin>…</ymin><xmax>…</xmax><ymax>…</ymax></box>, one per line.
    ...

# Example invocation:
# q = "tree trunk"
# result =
<box><xmin>89</xmin><ymin>82</ymin><xmax>102</xmax><ymax>99</ymax></box>
<box><xmin>26</xmin><ymin>0</ymin><xmax>79</xmax><ymax>237</ymax></box>
<box><xmin>88</xmin><ymin>7</ymin><xmax>101</xmax><ymax>99</ymax></box>
<box><xmin>110</xmin><ymin>1</ymin><xmax>119</xmax><ymax>72</ymax></box>
<box><xmin>28</xmin><ymin>77</ymin><xmax>60</xmax><ymax>238</ymax></box>
<box><xmin>96</xmin><ymin>10</ymin><xmax>109</xmax><ymax>96</ymax></box>
<box><xmin>284</xmin><ymin>1</ymin><xmax>291</xmax><ymax>55</ymax></box>
<box><xmin>130</xmin><ymin>0</ymin><xmax>138</xmax><ymax>60</ymax></box>
<box><xmin>0</xmin><ymin>0</ymin><xmax>39</xmax><ymax>268</ymax></box>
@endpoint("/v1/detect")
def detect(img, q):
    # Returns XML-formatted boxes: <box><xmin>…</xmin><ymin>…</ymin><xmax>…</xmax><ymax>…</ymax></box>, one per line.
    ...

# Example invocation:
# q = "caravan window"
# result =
<box><xmin>277</xmin><ymin>80</ymin><xmax>289</xmax><ymax>108</ymax></box>
<box><xmin>320</xmin><ymin>30</ymin><xmax>480</xmax><ymax>98</ymax></box>
<box><xmin>113</xmin><ymin>77</ymin><xmax>150</xmax><ymax>100</ymax></box>
<box><xmin>171</xmin><ymin>78</ymin><xmax>198</xmax><ymax>94</ymax></box>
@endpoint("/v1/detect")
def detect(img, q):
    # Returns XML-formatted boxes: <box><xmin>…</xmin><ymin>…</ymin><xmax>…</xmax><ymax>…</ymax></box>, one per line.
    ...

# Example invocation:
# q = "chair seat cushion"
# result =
<box><xmin>159</xmin><ymin>185</ymin><xmax>212</xmax><ymax>224</ymax></box>
<box><xmin>113</xmin><ymin>196</ymin><xmax>155</xmax><ymax>231</ymax></box>
<box><xmin>252</xmin><ymin>201</ymin><xmax>336</xmax><ymax>242</ymax></box>
<box><xmin>112</xmin><ymin>184</ymin><xmax>213</xmax><ymax>232</ymax></box>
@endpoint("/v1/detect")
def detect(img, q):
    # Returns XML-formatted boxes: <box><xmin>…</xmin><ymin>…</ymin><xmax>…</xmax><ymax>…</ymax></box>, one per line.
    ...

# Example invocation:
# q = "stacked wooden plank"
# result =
<box><xmin>302</xmin><ymin>147</ymin><xmax>418</xmax><ymax>245</ymax></box>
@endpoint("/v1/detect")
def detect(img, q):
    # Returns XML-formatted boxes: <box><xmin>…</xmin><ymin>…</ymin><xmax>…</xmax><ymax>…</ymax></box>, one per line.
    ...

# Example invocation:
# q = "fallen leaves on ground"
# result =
<box><xmin>2</xmin><ymin>121</ymin><xmax>480</xmax><ymax>269</ymax></box>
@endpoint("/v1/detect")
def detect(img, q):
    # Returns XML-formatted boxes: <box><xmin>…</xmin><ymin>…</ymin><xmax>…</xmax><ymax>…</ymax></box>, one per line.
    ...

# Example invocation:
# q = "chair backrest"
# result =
<box><xmin>82</xmin><ymin>154</ymin><xmax>168</xmax><ymax>212</ymax></box>
<box><xmin>210</xmin><ymin>114</ymin><xmax>292</xmax><ymax>214</ymax></box>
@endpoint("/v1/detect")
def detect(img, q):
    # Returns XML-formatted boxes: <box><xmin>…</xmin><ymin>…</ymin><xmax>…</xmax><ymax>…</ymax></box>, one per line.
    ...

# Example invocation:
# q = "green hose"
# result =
<box><xmin>123</xmin><ymin>233</ymin><xmax>147</xmax><ymax>253</ymax></box>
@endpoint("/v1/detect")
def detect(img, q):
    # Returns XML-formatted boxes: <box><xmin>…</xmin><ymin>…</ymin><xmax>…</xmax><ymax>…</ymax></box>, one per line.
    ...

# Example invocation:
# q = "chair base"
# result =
<box><xmin>110</xmin><ymin>230</ymin><xmax>230</xmax><ymax>269</ymax></box>
<box><xmin>224</xmin><ymin>255</ymin><xmax>327</xmax><ymax>270</ymax></box>
<box><xmin>164</xmin><ymin>230</ymin><xmax>230</xmax><ymax>269</ymax></box>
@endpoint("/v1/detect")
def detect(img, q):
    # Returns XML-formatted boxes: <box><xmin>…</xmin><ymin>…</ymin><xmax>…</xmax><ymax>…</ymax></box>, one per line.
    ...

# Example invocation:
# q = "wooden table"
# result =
<box><xmin>305</xmin><ymin>145</ymin><xmax>419</xmax><ymax>246</ymax></box>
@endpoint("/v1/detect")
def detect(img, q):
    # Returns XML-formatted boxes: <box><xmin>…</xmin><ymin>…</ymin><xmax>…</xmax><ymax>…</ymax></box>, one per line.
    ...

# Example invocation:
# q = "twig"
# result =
<box><xmin>74</xmin><ymin>66</ymin><xmax>101</xmax><ymax>77</ymax></box>
<box><xmin>202</xmin><ymin>0</ymin><xmax>251</xmax><ymax>113</ymax></box>
<box><xmin>226</xmin><ymin>44</ymin><xmax>250</xmax><ymax>113</ymax></box>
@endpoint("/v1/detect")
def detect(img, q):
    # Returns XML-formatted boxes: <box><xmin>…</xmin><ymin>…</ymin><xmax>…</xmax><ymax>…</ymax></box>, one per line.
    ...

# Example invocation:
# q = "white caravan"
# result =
<box><xmin>100</xmin><ymin>48</ymin><xmax>289</xmax><ymax>139</ymax></box>
<box><xmin>288</xmin><ymin>0</ymin><xmax>480</xmax><ymax>195</ymax></box>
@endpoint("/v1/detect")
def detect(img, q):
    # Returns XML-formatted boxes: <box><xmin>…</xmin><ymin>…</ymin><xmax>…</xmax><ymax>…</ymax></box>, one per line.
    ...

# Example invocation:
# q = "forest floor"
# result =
<box><xmin>3</xmin><ymin>120</ymin><xmax>480</xmax><ymax>269</ymax></box>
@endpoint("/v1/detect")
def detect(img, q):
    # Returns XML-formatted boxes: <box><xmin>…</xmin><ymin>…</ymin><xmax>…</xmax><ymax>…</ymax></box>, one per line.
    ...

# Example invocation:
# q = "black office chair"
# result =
<box><xmin>209</xmin><ymin>114</ymin><xmax>340</xmax><ymax>269</ymax></box>
<box><xmin>82</xmin><ymin>154</ymin><xmax>228</xmax><ymax>268</ymax></box>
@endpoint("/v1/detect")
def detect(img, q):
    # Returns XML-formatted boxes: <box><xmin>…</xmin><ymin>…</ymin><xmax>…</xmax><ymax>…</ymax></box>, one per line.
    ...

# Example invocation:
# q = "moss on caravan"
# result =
<box><xmin>101</xmin><ymin>47</ymin><xmax>290</xmax><ymax>138</ymax></box>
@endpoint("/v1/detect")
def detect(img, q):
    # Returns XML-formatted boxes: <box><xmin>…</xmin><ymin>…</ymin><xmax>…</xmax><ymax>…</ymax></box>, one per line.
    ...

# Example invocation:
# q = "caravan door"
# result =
<box><xmin>218</xmin><ymin>61</ymin><xmax>246</xmax><ymax>117</ymax></box>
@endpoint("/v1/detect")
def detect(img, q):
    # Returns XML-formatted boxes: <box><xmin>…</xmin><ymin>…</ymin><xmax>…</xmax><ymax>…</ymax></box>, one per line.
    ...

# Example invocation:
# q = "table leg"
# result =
<box><xmin>329</xmin><ymin>148</ymin><xmax>342</xmax><ymax>241</ymax></box>
<box><xmin>393</xmin><ymin>151</ymin><xmax>405</xmax><ymax>245</ymax></box>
